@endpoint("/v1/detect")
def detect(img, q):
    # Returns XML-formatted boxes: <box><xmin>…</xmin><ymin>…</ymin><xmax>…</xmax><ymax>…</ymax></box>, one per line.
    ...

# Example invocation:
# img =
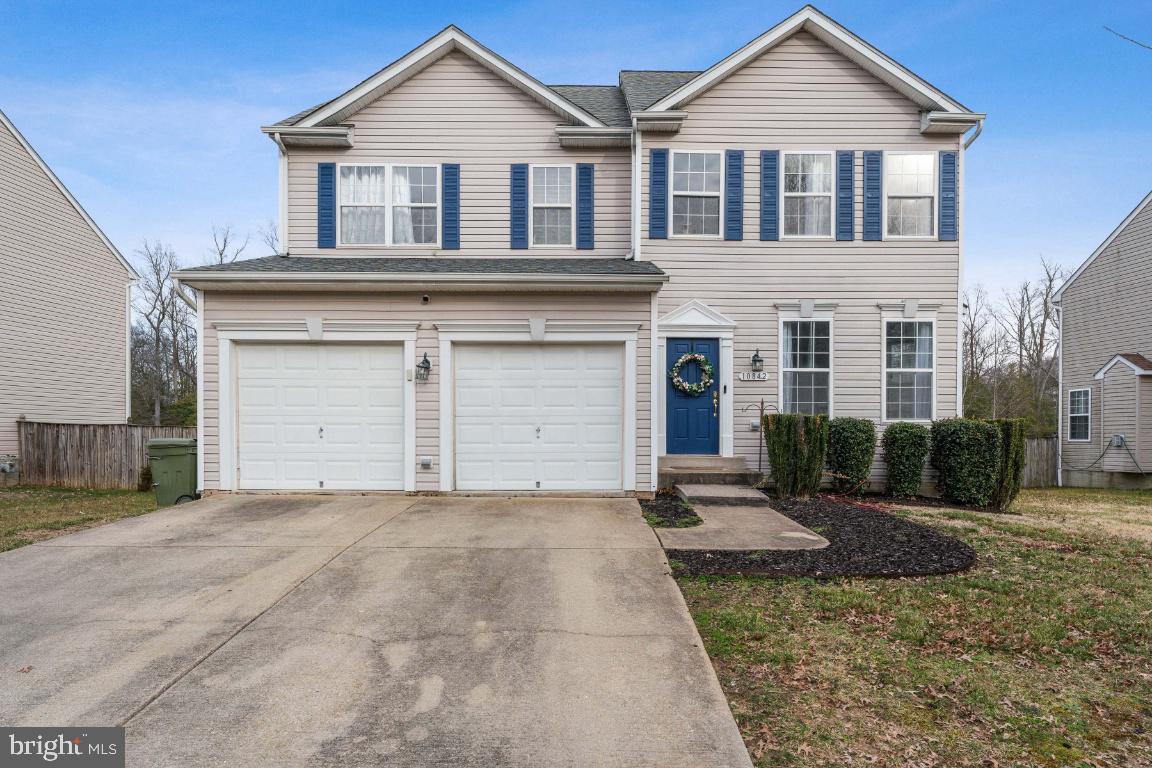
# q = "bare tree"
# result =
<box><xmin>207</xmin><ymin>224</ymin><xmax>249</xmax><ymax>265</ymax></box>
<box><xmin>132</xmin><ymin>241</ymin><xmax>196</xmax><ymax>425</ymax></box>
<box><xmin>258</xmin><ymin>219</ymin><xmax>280</xmax><ymax>255</ymax></box>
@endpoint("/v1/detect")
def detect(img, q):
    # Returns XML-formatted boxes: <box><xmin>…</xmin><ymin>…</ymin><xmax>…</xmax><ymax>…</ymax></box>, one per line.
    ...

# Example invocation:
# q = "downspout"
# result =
<box><xmin>631</xmin><ymin>118</ymin><xmax>642</xmax><ymax>260</ymax></box>
<box><xmin>272</xmin><ymin>132</ymin><xmax>289</xmax><ymax>254</ymax></box>
<box><xmin>963</xmin><ymin>117</ymin><xmax>984</xmax><ymax>150</ymax></box>
<box><xmin>1054</xmin><ymin>299</ymin><xmax>1063</xmax><ymax>486</ymax></box>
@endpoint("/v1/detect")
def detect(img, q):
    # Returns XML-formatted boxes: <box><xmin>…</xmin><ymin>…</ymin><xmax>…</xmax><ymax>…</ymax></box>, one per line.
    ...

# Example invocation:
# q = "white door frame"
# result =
<box><xmin>436</xmin><ymin>320</ymin><xmax>640</xmax><ymax>492</ymax></box>
<box><xmin>656</xmin><ymin>300</ymin><xmax>737</xmax><ymax>458</ymax></box>
<box><xmin>215</xmin><ymin>319</ymin><xmax>419</xmax><ymax>492</ymax></box>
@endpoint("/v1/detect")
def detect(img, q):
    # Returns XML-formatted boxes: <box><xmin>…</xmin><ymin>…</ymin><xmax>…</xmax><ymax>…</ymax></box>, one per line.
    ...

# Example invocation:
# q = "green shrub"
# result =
<box><xmin>826</xmin><ymin>417</ymin><xmax>876</xmax><ymax>493</ymax></box>
<box><xmin>987</xmin><ymin>418</ymin><xmax>1026</xmax><ymax>511</ymax></box>
<box><xmin>930</xmin><ymin>418</ymin><xmax>1002</xmax><ymax>507</ymax></box>
<box><xmin>763</xmin><ymin>413</ymin><xmax>829</xmax><ymax>499</ymax></box>
<box><xmin>882</xmin><ymin>422</ymin><xmax>931</xmax><ymax>497</ymax></box>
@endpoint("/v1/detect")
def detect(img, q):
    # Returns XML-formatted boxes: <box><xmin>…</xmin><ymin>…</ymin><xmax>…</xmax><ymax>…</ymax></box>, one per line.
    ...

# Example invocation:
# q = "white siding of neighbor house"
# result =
<box><xmin>284</xmin><ymin>51</ymin><xmax>631</xmax><ymax>258</ymax></box>
<box><xmin>0</xmin><ymin>116</ymin><xmax>133</xmax><ymax>455</ymax></box>
<box><xmin>1061</xmin><ymin>196</ymin><xmax>1152</xmax><ymax>482</ymax></box>
<box><xmin>641</xmin><ymin>31</ymin><xmax>962</xmax><ymax>487</ymax></box>
<box><xmin>200</xmin><ymin>291</ymin><xmax>653</xmax><ymax>492</ymax></box>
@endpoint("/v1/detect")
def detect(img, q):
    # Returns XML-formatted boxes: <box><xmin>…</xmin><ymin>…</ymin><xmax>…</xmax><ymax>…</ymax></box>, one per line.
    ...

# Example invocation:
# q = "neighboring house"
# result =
<box><xmin>1054</xmin><ymin>191</ymin><xmax>1152</xmax><ymax>489</ymax></box>
<box><xmin>0</xmin><ymin>109</ymin><xmax>138</xmax><ymax>459</ymax></box>
<box><xmin>174</xmin><ymin>5</ymin><xmax>983</xmax><ymax>495</ymax></box>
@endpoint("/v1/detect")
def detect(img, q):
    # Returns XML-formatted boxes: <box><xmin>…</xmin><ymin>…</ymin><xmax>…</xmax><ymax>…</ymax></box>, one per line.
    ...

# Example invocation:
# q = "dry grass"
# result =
<box><xmin>0</xmin><ymin>486</ymin><xmax>156</xmax><ymax>552</ymax></box>
<box><xmin>680</xmin><ymin>488</ymin><xmax>1152</xmax><ymax>767</ymax></box>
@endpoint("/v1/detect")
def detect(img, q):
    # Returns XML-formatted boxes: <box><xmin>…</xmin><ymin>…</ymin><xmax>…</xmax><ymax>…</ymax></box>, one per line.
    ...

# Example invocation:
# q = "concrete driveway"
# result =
<box><xmin>0</xmin><ymin>495</ymin><xmax>752</xmax><ymax>767</ymax></box>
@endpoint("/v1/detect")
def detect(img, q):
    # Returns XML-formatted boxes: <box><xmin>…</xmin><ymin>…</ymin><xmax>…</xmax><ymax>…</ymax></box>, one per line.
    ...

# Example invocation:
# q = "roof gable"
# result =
<box><xmin>644</xmin><ymin>5</ymin><xmax>972</xmax><ymax>115</ymax></box>
<box><xmin>286</xmin><ymin>27</ymin><xmax>605</xmax><ymax>129</ymax></box>
<box><xmin>1094</xmin><ymin>353</ymin><xmax>1152</xmax><ymax>379</ymax></box>
<box><xmin>1054</xmin><ymin>190</ymin><xmax>1152</xmax><ymax>302</ymax></box>
<box><xmin>0</xmin><ymin>109</ymin><xmax>137</xmax><ymax>279</ymax></box>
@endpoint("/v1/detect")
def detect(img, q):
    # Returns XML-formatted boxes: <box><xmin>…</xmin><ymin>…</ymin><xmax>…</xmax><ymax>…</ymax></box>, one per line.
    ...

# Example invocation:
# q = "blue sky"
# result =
<box><xmin>2</xmin><ymin>0</ymin><xmax>1150</xmax><ymax>294</ymax></box>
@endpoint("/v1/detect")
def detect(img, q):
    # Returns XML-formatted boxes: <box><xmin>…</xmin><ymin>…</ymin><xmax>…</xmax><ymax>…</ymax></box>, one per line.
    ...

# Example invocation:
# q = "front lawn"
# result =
<box><xmin>0</xmin><ymin>486</ymin><xmax>156</xmax><ymax>552</ymax></box>
<box><xmin>680</xmin><ymin>488</ymin><xmax>1152</xmax><ymax>767</ymax></box>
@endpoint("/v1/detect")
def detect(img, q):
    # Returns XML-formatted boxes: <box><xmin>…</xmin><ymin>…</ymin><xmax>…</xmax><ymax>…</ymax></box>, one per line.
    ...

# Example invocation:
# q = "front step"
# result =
<box><xmin>658</xmin><ymin>469</ymin><xmax>761</xmax><ymax>488</ymax></box>
<box><xmin>675</xmin><ymin>483</ymin><xmax>773</xmax><ymax>507</ymax></box>
<box><xmin>659</xmin><ymin>455</ymin><xmax>749</xmax><ymax>471</ymax></box>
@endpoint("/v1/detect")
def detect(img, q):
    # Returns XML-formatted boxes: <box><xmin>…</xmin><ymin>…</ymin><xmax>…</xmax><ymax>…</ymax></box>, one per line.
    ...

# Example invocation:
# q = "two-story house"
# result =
<box><xmin>175</xmin><ymin>5</ymin><xmax>983</xmax><ymax>496</ymax></box>
<box><xmin>1054</xmin><ymin>190</ymin><xmax>1152</xmax><ymax>489</ymax></box>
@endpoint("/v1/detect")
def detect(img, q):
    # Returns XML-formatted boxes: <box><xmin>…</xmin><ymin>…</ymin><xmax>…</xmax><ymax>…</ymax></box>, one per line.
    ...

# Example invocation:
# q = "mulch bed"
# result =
<box><xmin>670</xmin><ymin>495</ymin><xmax>976</xmax><ymax>578</ymax></box>
<box><xmin>640</xmin><ymin>492</ymin><xmax>703</xmax><ymax>528</ymax></box>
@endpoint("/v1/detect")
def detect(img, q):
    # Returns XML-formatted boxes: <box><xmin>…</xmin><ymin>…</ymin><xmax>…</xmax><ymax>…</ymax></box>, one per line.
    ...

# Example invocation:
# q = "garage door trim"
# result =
<box><xmin>437</xmin><ymin>321</ymin><xmax>639</xmax><ymax>492</ymax></box>
<box><xmin>215</xmin><ymin>321</ymin><xmax>418</xmax><ymax>492</ymax></box>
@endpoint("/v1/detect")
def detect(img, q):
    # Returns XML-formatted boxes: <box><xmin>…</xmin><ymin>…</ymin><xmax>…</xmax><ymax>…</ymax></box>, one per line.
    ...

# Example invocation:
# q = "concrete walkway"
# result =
<box><xmin>0</xmin><ymin>495</ymin><xmax>752</xmax><ymax>768</ymax></box>
<box><xmin>658</xmin><ymin>485</ymin><xmax>829</xmax><ymax>551</ymax></box>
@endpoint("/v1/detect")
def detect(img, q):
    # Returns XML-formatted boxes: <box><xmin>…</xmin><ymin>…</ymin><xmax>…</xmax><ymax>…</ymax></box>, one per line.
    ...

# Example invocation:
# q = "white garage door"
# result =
<box><xmin>454</xmin><ymin>344</ymin><xmax>624</xmax><ymax>491</ymax></box>
<box><xmin>236</xmin><ymin>344</ymin><xmax>404</xmax><ymax>490</ymax></box>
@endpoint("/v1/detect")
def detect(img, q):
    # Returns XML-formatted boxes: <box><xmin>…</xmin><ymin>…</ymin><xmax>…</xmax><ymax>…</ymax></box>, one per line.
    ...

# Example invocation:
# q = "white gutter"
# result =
<box><xmin>963</xmin><ymin>117</ymin><xmax>985</xmax><ymax>149</ymax></box>
<box><xmin>271</xmin><ymin>131</ymin><xmax>289</xmax><ymax>251</ymax></box>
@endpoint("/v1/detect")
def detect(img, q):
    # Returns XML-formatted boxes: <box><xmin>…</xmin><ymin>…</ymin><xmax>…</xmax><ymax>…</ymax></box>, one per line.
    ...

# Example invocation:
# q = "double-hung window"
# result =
<box><xmin>884</xmin><ymin>320</ymin><xmax>934</xmax><ymax>420</ymax></box>
<box><xmin>338</xmin><ymin>164</ymin><xmax>439</xmax><ymax>246</ymax></box>
<box><xmin>1068</xmin><ymin>389</ymin><xmax>1091</xmax><ymax>441</ymax></box>
<box><xmin>782</xmin><ymin>152</ymin><xmax>833</xmax><ymax>237</ymax></box>
<box><xmin>531</xmin><ymin>165</ymin><xmax>574</xmax><ymax>246</ymax></box>
<box><xmin>671</xmin><ymin>151</ymin><xmax>721</xmax><ymax>236</ymax></box>
<box><xmin>782</xmin><ymin>320</ymin><xmax>832</xmax><ymax>415</ymax></box>
<box><xmin>885</xmin><ymin>153</ymin><xmax>935</xmax><ymax>237</ymax></box>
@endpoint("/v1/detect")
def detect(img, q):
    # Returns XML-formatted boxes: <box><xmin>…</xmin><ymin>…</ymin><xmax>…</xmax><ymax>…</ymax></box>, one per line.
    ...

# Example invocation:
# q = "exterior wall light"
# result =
<box><xmin>750</xmin><ymin>349</ymin><xmax>764</xmax><ymax>372</ymax></box>
<box><xmin>415</xmin><ymin>353</ymin><xmax>432</xmax><ymax>382</ymax></box>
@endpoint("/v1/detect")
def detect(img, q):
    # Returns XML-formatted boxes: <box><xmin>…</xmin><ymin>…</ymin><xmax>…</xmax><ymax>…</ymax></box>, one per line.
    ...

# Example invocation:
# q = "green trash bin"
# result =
<box><xmin>147</xmin><ymin>438</ymin><xmax>198</xmax><ymax>507</ymax></box>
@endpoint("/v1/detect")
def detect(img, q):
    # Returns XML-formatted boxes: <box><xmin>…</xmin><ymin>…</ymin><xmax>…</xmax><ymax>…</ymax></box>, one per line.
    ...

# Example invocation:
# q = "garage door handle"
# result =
<box><xmin>319</xmin><ymin>426</ymin><xmax>324</xmax><ymax>438</ymax></box>
<box><xmin>536</xmin><ymin>426</ymin><xmax>541</xmax><ymax>438</ymax></box>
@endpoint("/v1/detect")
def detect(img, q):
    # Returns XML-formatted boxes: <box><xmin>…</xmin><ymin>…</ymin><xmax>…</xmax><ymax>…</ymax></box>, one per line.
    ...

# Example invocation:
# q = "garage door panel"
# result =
<box><xmin>237</xmin><ymin>344</ymin><xmax>404</xmax><ymax>491</ymax></box>
<box><xmin>454</xmin><ymin>344</ymin><xmax>623</xmax><ymax>491</ymax></box>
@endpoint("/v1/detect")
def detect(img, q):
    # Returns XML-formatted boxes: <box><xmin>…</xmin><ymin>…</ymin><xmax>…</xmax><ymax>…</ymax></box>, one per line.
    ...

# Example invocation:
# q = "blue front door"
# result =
<box><xmin>666</xmin><ymin>338</ymin><xmax>720</xmax><ymax>455</ymax></box>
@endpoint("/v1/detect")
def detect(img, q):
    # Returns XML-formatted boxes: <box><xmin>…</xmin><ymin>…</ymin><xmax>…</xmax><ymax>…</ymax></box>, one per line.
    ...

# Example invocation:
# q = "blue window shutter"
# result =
<box><xmin>576</xmin><ymin>163</ymin><xmax>595</xmax><ymax>250</ymax></box>
<box><xmin>441</xmin><ymin>163</ymin><xmax>460</xmax><ymax>250</ymax></box>
<box><xmin>510</xmin><ymin>163</ymin><xmax>528</xmax><ymax>249</ymax></box>
<box><xmin>863</xmin><ymin>151</ymin><xmax>883</xmax><ymax>241</ymax></box>
<box><xmin>760</xmin><ymin>150</ymin><xmax>779</xmax><ymax>241</ymax></box>
<box><xmin>649</xmin><ymin>148</ymin><xmax>668</xmax><ymax>239</ymax></box>
<box><xmin>836</xmin><ymin>151</ymin><xmax>855</xmax><ymax>241</ymax></box>
<box><xmin>724</xmin><ymin>150</ymin><xmax>744</xmax><ymax>241</ymax></box>
<box><xmin>939</xmin><ymin>151</ymin><xmax>958</xmax><ymax>241</ymax></box>
<box><xmin>317</xmin><ymin>163</ymin><xmax>336</xmax><ymax>248</ymax></box>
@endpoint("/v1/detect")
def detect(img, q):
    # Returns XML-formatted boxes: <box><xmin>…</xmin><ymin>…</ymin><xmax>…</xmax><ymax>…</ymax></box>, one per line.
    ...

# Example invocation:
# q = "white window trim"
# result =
<box><xmin>778</xmin><ymin>312</ymin><xmax>835</xmax><ymax>417</ymax></box>
<box><xmin>528</xmin><ymin>163</ymin><xmax>576</xmax><ymax>248</ymax></box>
<box><xmin>1068</xmin><ymin>387</ymin><xmax>1091</xmax><ymax>443</ymax></box>
<box><xmin>780</xmin><ymin>150</ymin><xmax>835</xmax><ymax>240</ymax></box>
<box><xmin>335</xmin><ymin>162</ymin><xmax>441</xmax><ymax>248</ymax></box>
<box><xmin>880</xmin><ymin>313</ymin><xmax>937</xmax><ymax>423</ymax></box>
<box><xmin>883</xmin><ymin>151</ymin><xmax>937</xmax><ymax>241</ymax></box>
<box><xmin>668</xmin><ymin>149</ymin><xmax>724</xmax><ymax>240</ymax></box>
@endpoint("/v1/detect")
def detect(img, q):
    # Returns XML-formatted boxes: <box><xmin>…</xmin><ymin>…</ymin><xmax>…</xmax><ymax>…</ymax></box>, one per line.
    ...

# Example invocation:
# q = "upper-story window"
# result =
<box><xmin>884</xmin><ymin>319</ymin><xmax>934</xmax><ymax>420</ymax></box>
<box><xmin>783</xmin><ymin>152</ymin><xmax>833</xmax><ymax>238</ymax></box>
<box><xmin>531</xmin><ymin>165</ymin><xmax>574</xmax><ymax>246</ymax></box>
<box><xmin>1068</xmin><ymin>389</ymin><xmax>1091</xmax><ymax>441</ymax></box>
<box><xmin>782</xmin><ymin>319</ymin><xmax>832</xmax><ymax>415</ymax></box>
<box><xmin>338</xmin><ymin>164</ymin><xmax>439</xmax><ymax>246</ymax></box>
<box><xmin>671</xmin><ymin>151</ymin><xmax>722</xmax><ymax>237</ymax></box>
<box><xmin>885</xmin><ymin>153</ymin><xmax>935</xmax><ymax>238</ymax></box>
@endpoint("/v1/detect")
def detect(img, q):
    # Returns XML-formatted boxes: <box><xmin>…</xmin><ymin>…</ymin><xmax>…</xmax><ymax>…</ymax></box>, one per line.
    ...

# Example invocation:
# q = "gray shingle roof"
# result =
<box><xmin>618</xmin><ymin>71</ymin><xmax>702</xmax><ymax>112</ymax></box>
<box><xmin>180</xmin><ymin>256</ymin><xmax>665</xmax><ymax>277</ymax></box>
<box><xmin>548</xmin><ymin>85</ymin><xmax>630</xmax><ymax>127</ymax></box>
<box><xmin>271</xmin><ymin>102</ymin><xmax>329</xmax><ymax>127</ymax></box>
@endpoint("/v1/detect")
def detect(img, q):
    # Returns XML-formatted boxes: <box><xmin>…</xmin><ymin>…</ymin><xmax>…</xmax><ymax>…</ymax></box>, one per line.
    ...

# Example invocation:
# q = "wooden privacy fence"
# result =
<box><xmin>17</xmin><ymin>421</ymin><xmax>196</xmax><ymax>489</ymax></box>
<box><xmin>1022</xmin><ymin>437</ymin><xmax>1058</xmax><ymax>488</ymax></box>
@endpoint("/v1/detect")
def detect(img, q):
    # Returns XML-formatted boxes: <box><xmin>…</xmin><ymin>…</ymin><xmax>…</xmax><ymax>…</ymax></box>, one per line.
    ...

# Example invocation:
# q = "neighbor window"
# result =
<box><xmin>671</xmin><ymin>151</ymin><xmax>721</xmax><ymax>236</ymax></box>
<box><xmin>782</xmin><ymin>320</ymin><xmax>831</xmax><ymax>415</ymax></box>
<box><xmin>531</xmin><ymin>165</ymin><xmax>574</xmax><ymax>246</ymax></box>
<box><xmin>338</xmin><ymin>164</ymin><xmax>439</xmax><ymax>246</ymax></box>
<box><xmin>783</xmin><ymin>152</ymin><xmax>833</xmax><ymax>237</ymax></box>
<box><xmin>885</xmin><ymin>153</ymin><xmax>934</xmax><ymax>237</ymax></box>
<box><xmin>884</xmin><ymin>320</ymin><xmax>934</xmax><ymax>420</ymax></box>
<box><xmin>1068</xmin><ymin>389</ymin><xmax>1091</xmax><ymax>441</ymax></box>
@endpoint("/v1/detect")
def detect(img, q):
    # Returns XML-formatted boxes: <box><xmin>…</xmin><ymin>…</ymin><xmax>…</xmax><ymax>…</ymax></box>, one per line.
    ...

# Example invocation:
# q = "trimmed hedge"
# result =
<box><xmin>882</xmin><ymin>422</ymin><xmax>931</xmax><ymax>497</ymax></box>
<box><xmin>930</xmin><ymin>419</ymin><xmax>1002</xmax><ymax>507</ymax></box>
<box><xmin>827</xmin><ymin>417</ymin><xmax>876</xmax><ymax>493</ymax></box>
<box><xmin>763</xmin><ymin>413</ymin><xmax>829</xmax><ymax>499</ymax></box>
<box><xmin>988</xmin><ymin>418</ymin><xmax>1027</xmax><ymax>511</ymax></box>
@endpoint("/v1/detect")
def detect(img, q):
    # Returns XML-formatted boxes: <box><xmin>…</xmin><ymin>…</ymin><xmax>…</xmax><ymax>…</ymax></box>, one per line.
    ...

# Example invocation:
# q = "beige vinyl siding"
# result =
<box><xmin>642</xmin><ymin>31</ymin><xmax>961</xmax><ymax>486</ymax></box>
<box><xmin>200</xmin><ymin>291</ymin><xmax>652</xmax><ymax>491</ymax></box>
<box><xmin>1060</xmin><ymin>197</ymin><xmax>1152</xmax><ymax>479</ymax></box>
<box><xmin>285</xmin><ymin>51</ymin><xmax>630</xmax><ymax>257</ymax></box>
<box><xmin>0</xmin><ymin>118</ymin><xmax>132</xmax><ymax>455</ymax></box>
<box><xmin>1100</xmin><ymin>366</ymin><xmax>1140</xmax><ymax>472</ymax></box>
